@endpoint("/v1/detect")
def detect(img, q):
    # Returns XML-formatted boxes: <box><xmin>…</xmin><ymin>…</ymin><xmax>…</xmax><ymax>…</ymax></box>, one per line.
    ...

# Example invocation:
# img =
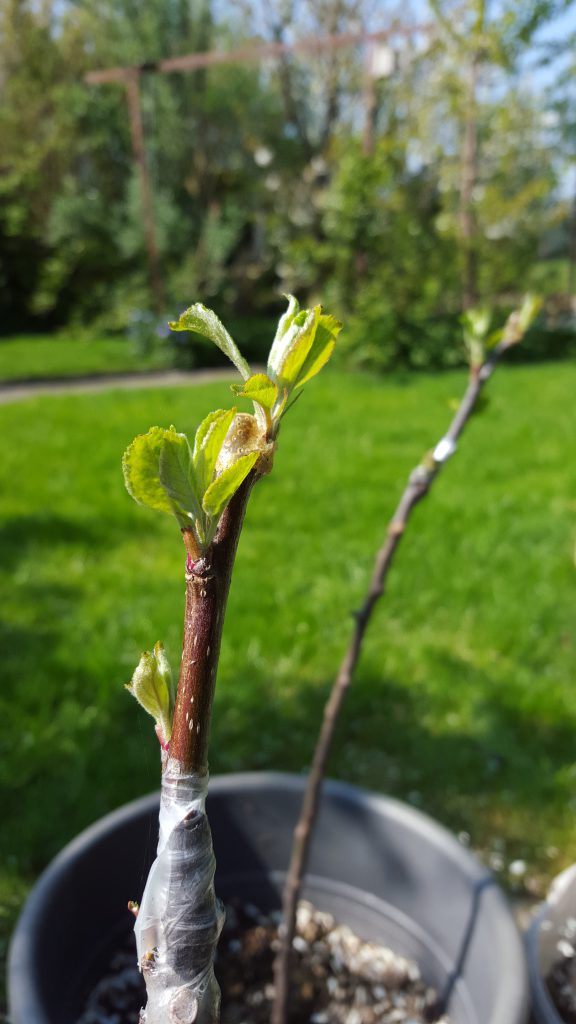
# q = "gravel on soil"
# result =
<box><xmin>78</xmin><ymin>900</ymin><xmax>449</xmax><ymax>1024</ymax></box>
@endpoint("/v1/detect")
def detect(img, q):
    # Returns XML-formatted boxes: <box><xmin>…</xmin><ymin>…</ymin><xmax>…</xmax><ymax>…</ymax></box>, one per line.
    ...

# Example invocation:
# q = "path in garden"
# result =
<box><xmin>0</xmin><ymin>368</ymin><xmax>237</xmax><ymax>404</ymax></box>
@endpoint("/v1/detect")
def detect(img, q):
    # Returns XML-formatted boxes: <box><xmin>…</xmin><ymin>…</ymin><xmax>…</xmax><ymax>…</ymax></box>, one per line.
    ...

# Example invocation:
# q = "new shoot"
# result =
<box><xmin>122</xmin><ymin>298</ymin><xmax>341</xmax><ymax>1023</ymax></box>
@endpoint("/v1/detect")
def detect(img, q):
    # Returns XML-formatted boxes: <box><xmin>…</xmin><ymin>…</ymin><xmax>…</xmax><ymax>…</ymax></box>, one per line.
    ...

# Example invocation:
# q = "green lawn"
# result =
<box><xmin>1</xmin><ymin>364</ymin><xmax>575</xmax><ymax>1005</ymax></box>
<box><xmin>0</xmin><ymin>333</ymin><xmax>170</xmax><ymax>382</ymax></box>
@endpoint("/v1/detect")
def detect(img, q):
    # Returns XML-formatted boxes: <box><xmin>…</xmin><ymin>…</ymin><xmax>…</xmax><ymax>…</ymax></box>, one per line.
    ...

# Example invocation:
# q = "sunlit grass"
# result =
<box><xmin>0</xmin><ymin>333</ymin><xmax>169</xmax><ymax>381</ymax></box>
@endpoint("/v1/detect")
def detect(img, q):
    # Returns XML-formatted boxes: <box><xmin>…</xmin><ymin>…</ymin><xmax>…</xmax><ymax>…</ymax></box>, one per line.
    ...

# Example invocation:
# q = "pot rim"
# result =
<box><xmin>8</xmin><ymin>772</ymin><xmax>529</xmax><ymax>1024</ymax></box>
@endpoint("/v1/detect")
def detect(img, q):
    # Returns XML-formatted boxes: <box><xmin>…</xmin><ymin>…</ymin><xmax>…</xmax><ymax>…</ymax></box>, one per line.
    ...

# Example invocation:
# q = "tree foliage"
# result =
<box><xmin>0</xmin><ymin>0</ymin><xmax>573</xmax><ymax>367</ymax></box>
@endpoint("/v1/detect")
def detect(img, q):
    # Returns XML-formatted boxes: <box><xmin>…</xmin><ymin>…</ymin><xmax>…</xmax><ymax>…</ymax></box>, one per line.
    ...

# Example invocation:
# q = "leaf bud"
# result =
<box><xmin>215</xmin><ymin>413</ymin><xmax>274</xmax><ymax>476</ymax></box>
<box><xmin>126</xmin><ymin>642</ymin><xmax>174</xmax><ymax>743</ymax></box>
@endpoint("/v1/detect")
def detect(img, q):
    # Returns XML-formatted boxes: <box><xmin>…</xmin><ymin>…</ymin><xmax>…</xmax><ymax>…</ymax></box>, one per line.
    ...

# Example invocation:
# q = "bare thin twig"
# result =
<box><xmin>271</xmin><ymin>339</ymin><xmax>512</xmax><ymax>1024</ymax></box>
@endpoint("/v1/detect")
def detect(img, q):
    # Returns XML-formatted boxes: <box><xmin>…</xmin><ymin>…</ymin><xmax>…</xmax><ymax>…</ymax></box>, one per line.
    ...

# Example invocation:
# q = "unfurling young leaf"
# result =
<box><xmin>517</xmin><ymin>294</ymin><xmax>543</xmax><ymax>335</ymax></box>
<box><xmin>485</xmin><ymin>327</ymin><xmax>505</xmax><ymax>350</ymax></box>
<box><xmin>169</xmin><ymin>304</ymin><xmax>251</xmax><ymax>380</ymax></box>
<box><xmin>123</xmin><ymin>427</ymin><xmax>187</xmax><ymax>524</ymax></box>
<box><xmin>280</xmin><ymin>307</ymin><xmax>322</xmax><ymax>385</ymax></box>
<box><xmin>193</xmin><ymin>408</ymin><xmax>237</xmax><ymax>496</ymax></box>
<box><xmin>293</xmin><ymin>314</ymin><xmax>342</xmax><ymax>389</ymax></box>
<box><xmin>272</xmin><ymin>306</ymin><xmax>320</xmax><ymax>387</ymax></box>
<box><xmin>461</xmin><ymin>306</ymin><xmax>492</xmax><ymax>370</ymax></box>
<box><xmin>124</xmin><ymin>297</ymin><xmax>340</xmax><ymax>555</ymax></box>
<box><xmin>462</xmin><ymin>306</ymin><xmax>492</xmax><ymax>341</ymax></box>
<box><xmin>126</xmin><ymin>641</ymin><xmax>174</xmax><ymax>744</ymax></box>
<box><xmin>266</xmin><ymin>297</ymin><xmax>340</xmax><ymax>421</ymax></box>
<box><xmin>267</xmin><ymin>294</ymin><xmax>300</xmax><ymax>378</ymax></box>
<box><xmin>502</xmin><ymin>294</ymin><xmax>543</xmax><ymax>347</ymax></box>
<box><xmin>165</xmin><ymin>295</ymin><xmax>340</xmax><ymax>444</ymax></box>
<box><xmin>203</xmin><ymin>450</ymin><xmax>260</xmax><ymax>519</ymax></box>
<box><xmin>230</xmin><ymin>373</ymin><xmax>278</xmax><ymax>411</ymax></box>
<box><xmin>159</xmin><ymin>430</ymin><xmax>201</xmax><ymax>521</ymax></box>
<box><xmin>123</xmin><ymin>410</ymin><xmax>269</xmax><ymax>552</ymax></box>
<box><xmin>464</xmin><ymin>336</ymin><xmax>485</xmax><ymax>370</ymax></box>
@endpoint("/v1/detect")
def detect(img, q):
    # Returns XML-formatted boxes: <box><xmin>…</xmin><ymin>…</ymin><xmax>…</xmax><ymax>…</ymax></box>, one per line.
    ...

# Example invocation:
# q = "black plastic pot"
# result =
<box><xmin>9</xmin><ymin>772</ymin><xmax>528</xmax><ymax>1024</ymax></box>
<box><xmin>526</xmin><ymin>864</ymin><xmax>576</xmax><ymax>1023</ymax></box>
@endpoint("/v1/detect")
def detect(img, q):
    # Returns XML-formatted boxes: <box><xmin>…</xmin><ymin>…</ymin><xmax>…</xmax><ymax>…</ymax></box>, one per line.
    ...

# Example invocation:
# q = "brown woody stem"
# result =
<box><xmin>170</xmin><ymin>475</ymin><xmax>254</xmax><ymax>773</ymax></box>
<box><xmin>271</xmin><ymin>340</ymin><xmax>512</xmax><ymax>1024</ymax></box>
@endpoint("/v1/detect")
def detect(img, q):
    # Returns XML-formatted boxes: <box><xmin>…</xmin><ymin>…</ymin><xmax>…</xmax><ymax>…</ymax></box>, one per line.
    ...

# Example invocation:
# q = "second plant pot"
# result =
<box><xmin>526</xmin><ymin>864</ymin><xmax>576</xmax><ymax>1023</ymax></box>
<box><xmin>9</xmin><ymin>772</ymin><xmax>529</xmax><ymax>1024</ymax></box>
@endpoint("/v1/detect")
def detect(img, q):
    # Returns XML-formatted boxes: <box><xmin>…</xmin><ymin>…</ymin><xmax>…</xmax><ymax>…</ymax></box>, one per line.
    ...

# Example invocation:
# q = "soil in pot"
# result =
<box><xmin>77</xmin><ymin>900</ymin><xmax>449</xmax><ymax>1024</ymax></box>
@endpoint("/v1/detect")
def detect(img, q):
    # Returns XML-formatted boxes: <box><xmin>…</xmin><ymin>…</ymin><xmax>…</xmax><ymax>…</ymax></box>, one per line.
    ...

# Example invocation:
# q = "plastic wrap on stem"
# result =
<box><xmin>135</xmin><ymin>760</ymin><xmax>224</xmax><ymax>1023</ymax></box>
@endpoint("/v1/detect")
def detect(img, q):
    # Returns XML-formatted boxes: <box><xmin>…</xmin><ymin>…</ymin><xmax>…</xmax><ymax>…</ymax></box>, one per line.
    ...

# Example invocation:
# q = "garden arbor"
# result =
<box><xmin>85</xmin><ymin>19</ymin><xmax>431</xmax><ymax>311</ymax></box>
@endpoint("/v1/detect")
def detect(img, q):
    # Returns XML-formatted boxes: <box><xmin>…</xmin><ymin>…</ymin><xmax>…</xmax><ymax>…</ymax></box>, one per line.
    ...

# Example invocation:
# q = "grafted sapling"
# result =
<box><xmin>122</xmin><ymin>297</ymin><xmax>341</xmax><ymax>1023</ymax></box>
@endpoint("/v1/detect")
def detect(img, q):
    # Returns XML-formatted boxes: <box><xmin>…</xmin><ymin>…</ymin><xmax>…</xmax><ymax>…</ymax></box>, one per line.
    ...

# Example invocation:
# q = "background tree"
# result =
<box><xmin>0</xmin><ymin>0</ymin><xmax>573</xmax><ymax>368</ymax></box>
<box><xmin>427</xmin><ymin>0</ymin><xmax>572</xmax><ymax>309</ymax></box>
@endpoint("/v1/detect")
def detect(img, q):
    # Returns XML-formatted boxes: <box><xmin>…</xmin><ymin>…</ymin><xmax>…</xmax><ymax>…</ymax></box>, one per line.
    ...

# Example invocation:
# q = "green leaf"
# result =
<box><xmin>169</xmin><ymin>304</ymin><xmax>250</xmax><ymax>380</ymax></box>
<box><xmin>159</xmin><ymin>429</ymin><xmax>201</xmax><ymax>521</ymax></box>
<box><xmin>502</xmin><ymin>294</ymin><xmax>543</xmax><ymax>347</ymax></box>
<box><xmin>268</xmin><ymin>294</ymin><xmax>300</xmax><ymax>379</ymax></box>
<box><xmin>462</xmin><ymin>306</ymin><xmax>492</xmax><ymax>342</ymax></box>
<box><xmin>231</xmin><ymin>373</ymin><xmax>278</xmax><ymax>410</ymax></box>
<box><xmin>463</xmin><ymin>335</ymin><xmax>485</xmax><ymax>370</ymax></box>
<box><xmin>276</xmin><ymin>306</ymin><xmax>321</xmax><ymax>387</ymax></box>
<box><xmin>293</xmin><ymin>313</ymin><xmax>341</xmax><ymax>389</ymax></box>
<box><xmin>518</xmin><ymin>294</ymin><xmax>542</xmax><ymax>333</ymax></box>
<box><xmin>202</xmin><ymin>451</ymin><xmax>260</xmax><ymax>520</ymax></box>
<box><xmin>462</xmin><ymin>306</ymin><xmax>492</xmax><ymax>369</ymax></box>
<box><xmin>485</xmin><ymin>327</ymin><xmax>504</xmax><ymax>350</ymax></box>
<box><xmin>126</xmin><ymin>642</ymin><xmax>174</xmax><ymax>742</ymax></box>
<box><xmin>123</xmin><ymin>427</ymin><xmax>177</xmax><ymax>518</ymax></box>
<box><xmin>193</xmin><ymin>407</ymin><xmax>236</xmax><ymax>496</ymax></box>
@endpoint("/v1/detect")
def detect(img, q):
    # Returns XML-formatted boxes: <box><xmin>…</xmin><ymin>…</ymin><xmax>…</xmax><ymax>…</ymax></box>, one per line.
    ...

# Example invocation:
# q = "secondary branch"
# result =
<box><xmin>271</xmin><ymin>339</ymin><xmax>512</xmax><ymax>1024</ymax></box>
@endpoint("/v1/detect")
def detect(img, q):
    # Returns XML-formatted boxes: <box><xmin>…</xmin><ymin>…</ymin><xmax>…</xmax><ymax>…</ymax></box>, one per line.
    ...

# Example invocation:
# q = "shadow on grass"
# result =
<box><xmin>0</xmin><ymin>513</ymin><xmax>160</xmax><ymax>876</ymax></box>
<box><xmin>0</xmin><ymin>511</ymin><xmax>151</xmax><ymax>572</ymax></box>
<box><xmin>0</xmin><ymin>513</ymin><xmax>105</xmax><ymax>561</ymax></box>
<box><xmin>5</xmin><ymin>668</ymin><xmax>573</xmax><ymax>871</ymax></box>
<box><xmin>212</xmin><ymin>659</ymin><xmax>576</xmax><ymax>853</ymax></box>
<box><xmin>3</xmin><ymin>592</ymin><xmax>575</xmax><ymax>879</ymax></box>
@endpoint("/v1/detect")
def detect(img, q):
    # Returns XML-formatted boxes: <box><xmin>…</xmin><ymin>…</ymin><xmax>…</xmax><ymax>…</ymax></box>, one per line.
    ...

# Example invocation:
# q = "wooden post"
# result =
<box><xmin>362</xmin><ymin>43</ymin><xmax>377</xmax><ymax>157</ymax></box>
<box><xmin>124</xmin><ymin>69</ymin><xmax>165</xmax><ymax>313</ymax></box>
<box><xmin>568</xmin><ymin>175</ymin><xmax>576</xmax><ymax>298</ymax></box>
<box><xmin>85</xmin><ymin>23</ymin><xmax>432</xmax><ymax>313</ymax></box>
<box><xmin>459</xmin><ymin>53</ymin><xmax>479</xmax><ymax>311</ymax></box>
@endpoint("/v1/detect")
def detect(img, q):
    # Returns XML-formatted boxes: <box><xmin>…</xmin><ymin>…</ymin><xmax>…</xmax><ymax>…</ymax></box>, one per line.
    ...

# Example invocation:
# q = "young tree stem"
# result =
<box><xmin>138</xmin><ymin>475</ymin><xmax>256</xmax><ymax>1024</ymax></box>
<box><xmin>170</xmin><ymin>475</ymin><xmax>254</xmax><ymax>772</ymax></box>
<box><xmin>271</xmin><ymin>340</ymin><xmax>512</xmax><ymax>1024</ymax></box>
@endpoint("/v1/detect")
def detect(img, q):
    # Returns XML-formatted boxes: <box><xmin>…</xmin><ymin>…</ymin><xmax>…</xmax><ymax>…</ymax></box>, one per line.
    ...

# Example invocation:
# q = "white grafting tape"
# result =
<box><xmin>135</xmin><ymin>760</ymin><xmax>224</xmax><ymax>1024</ymax></box>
